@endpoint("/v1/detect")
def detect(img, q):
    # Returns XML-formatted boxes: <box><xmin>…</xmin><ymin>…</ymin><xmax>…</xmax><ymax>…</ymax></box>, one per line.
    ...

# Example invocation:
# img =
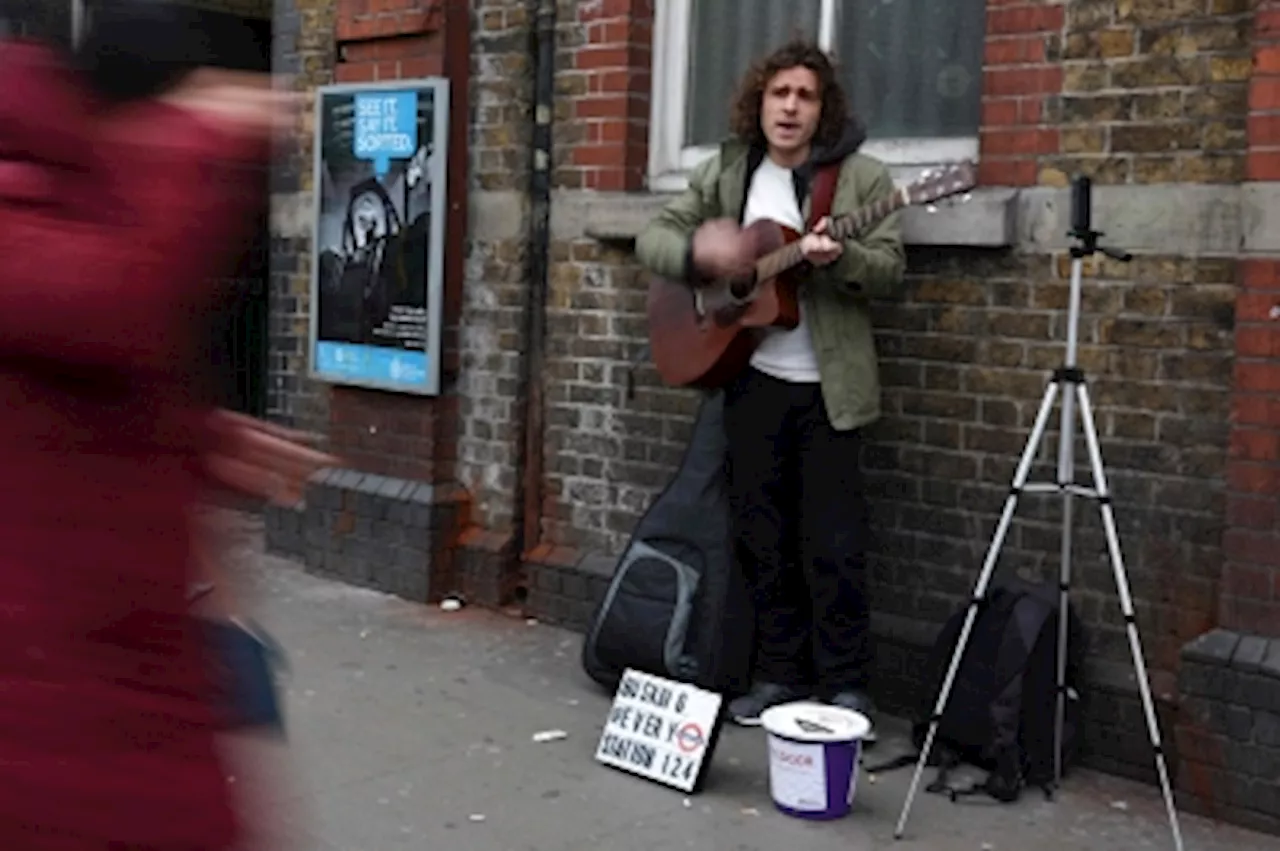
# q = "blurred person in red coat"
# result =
<box><xmin>0</xmin><ymin>2</ymin><xmax>331</xmax><ymax>848</ymax></box>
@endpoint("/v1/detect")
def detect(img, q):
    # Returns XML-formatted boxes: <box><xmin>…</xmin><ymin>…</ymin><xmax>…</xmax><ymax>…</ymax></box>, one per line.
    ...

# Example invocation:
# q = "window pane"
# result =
<box><xmin>684</xmin><ymin>0</ymin><xmax>821</xmax><ymax>148</ymax></box>
<box><xmin>836</xmin><ymin>0</ymin><xmax>985</xmax><ymax>140</ymax></box>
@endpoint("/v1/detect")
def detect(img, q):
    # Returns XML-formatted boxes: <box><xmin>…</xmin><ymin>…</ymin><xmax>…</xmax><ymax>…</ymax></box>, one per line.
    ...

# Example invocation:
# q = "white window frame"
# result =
<box><xmin>648</xmin><ymin>0</ymin><xmax>980</xmax><ymax>192</ymax></box>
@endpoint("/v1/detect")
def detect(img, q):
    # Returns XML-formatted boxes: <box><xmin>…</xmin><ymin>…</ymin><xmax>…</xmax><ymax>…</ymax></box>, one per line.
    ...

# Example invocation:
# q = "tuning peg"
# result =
<box><xmin>961</xmin><ymin>192</ymin><xmax>973</xmax><ymax>203</ymax></box>
<box><xmin>926</xmin><ymin>204</ymin><xmax>938</xmax><ymax>213</ymax></box>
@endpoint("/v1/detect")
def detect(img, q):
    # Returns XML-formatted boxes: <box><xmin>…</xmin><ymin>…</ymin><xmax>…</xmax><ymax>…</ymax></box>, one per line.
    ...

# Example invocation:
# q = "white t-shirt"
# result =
<box><xmin>741</xmin><ymin>156</ymin><xmax>820</xmax><ymax>384</ymax></box>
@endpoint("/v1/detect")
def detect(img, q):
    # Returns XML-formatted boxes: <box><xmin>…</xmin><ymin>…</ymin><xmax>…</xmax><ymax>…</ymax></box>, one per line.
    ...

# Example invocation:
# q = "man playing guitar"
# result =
<box><xmin>635</xmin><ymin>39</ymin><xmax>906</xmax><ymax>735</ymax></box>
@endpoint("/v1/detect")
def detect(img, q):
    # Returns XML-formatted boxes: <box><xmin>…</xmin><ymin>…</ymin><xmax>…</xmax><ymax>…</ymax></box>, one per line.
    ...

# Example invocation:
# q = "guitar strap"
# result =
<box><xmin>807</xmin><ymin>163</ymin><xmax>841</xmax><ymax>229</ymax></box>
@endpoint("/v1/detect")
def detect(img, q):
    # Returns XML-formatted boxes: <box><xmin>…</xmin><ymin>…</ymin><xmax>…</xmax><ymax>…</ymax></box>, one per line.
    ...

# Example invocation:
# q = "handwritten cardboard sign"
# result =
<box><xmin>594</xmin><ymin>668</ymin><xmax>723</xmax><ymax>793</ymax></box>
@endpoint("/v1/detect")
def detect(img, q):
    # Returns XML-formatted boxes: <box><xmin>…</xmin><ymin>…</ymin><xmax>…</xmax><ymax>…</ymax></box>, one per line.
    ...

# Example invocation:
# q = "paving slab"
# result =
<box><xmin>214</xmin><ymin>513</ymin><xmax>1274</xmax><ymax>851</ymax></box>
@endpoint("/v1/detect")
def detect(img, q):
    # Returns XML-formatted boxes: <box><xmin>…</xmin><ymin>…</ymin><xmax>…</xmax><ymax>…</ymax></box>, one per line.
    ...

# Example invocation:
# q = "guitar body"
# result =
<box><xmin>642</xmin><ymin>160</ymin><xmax>978</xmax><ymax>390</ymax></box>
<box><xmin>646</xmin><ymin>219</ymin><xmax>803</xmax><ymax>390</ymax></box>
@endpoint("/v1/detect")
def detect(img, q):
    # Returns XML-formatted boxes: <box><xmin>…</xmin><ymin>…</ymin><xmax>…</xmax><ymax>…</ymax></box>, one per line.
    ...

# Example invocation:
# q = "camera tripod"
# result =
<box><xmin>892</xmin><ymin>177</ymin><xmax>1185</xmax><ymax>851</ymax></box>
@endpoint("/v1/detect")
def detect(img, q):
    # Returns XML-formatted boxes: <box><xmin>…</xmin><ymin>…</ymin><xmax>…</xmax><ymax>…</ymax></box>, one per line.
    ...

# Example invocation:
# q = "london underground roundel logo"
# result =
<box><xmin>676</xmin><ymin>722</ymin><xmax>705</xmax><ymax>753</ymax></box>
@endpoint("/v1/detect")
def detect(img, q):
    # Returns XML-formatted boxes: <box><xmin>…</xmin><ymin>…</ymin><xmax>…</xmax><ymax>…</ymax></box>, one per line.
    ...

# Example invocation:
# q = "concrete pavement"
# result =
<box><xmin>216</xmin><ymin>512</ymin><xmax>1272</xmax><ymax>851</ymax></box>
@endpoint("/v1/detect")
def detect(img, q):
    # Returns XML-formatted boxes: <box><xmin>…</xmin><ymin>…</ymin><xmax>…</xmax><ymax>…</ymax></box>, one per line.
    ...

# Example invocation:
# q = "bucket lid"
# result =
<box><xmin>760</xmin><ymin>701</ymin><xmax>870</xmax><ymax>743</ymax></box>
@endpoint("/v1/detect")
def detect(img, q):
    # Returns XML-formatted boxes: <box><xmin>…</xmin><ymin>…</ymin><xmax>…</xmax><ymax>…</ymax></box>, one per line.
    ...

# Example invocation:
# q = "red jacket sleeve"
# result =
<box><xmin>0</xmin><ymin>102</ymin><xmax>268</xmax><ymax>376</ymax></box>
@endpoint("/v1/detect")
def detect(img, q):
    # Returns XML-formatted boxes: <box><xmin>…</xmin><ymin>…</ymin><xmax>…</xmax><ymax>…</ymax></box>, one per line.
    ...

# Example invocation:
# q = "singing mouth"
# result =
<box><xmin>776</xmin><ymin>121</ymin><xmax>800</xmax><ymax>133</ymax></box>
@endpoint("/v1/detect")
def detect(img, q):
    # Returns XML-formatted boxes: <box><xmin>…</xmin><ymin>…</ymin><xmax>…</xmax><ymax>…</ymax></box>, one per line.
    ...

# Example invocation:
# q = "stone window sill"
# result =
<box><xmin>569</xmin><ymin>187</ymin><xmax>1020</xmax><ymax>248</ymax></box>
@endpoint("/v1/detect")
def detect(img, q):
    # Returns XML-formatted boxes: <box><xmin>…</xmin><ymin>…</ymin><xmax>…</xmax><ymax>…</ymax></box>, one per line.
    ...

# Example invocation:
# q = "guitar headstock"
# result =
<box><xmin>906</xmin><ymin>161</ymin><xmax>978</xmax><ymax>211</ymax></box>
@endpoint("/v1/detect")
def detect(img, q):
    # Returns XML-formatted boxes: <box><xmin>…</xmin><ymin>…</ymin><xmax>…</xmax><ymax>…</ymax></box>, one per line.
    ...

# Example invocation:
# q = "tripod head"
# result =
<box><xmin>1067</xmin><ymin>175</ymin><xmax>1133</xmax><ymax>263</ymax></box>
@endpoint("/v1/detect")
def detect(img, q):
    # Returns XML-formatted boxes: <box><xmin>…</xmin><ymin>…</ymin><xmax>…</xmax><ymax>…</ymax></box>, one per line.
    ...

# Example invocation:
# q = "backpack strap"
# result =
<box><xmin>807</xmin><ymin>163</ymin><xmax>840</xmax><ymax>229</ymax></box>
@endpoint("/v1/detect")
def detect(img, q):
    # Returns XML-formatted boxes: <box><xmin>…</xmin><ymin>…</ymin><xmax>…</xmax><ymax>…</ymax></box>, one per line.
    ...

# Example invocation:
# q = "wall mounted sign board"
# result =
<box><xmin>309</xmin><ymin>79</ymin><xmax>449</xmax><ymax>396</ymax></box>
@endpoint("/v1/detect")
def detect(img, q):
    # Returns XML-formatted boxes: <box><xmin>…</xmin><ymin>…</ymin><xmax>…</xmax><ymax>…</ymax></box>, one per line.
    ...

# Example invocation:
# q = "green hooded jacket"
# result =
<box><xmin>634</xmin><ymin>119</ymin><xmax>906</xmax><ymax>431</ymax></box>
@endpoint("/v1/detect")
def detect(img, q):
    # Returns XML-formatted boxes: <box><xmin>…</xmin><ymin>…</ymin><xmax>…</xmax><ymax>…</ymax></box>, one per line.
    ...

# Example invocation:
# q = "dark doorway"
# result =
<box><xmin>0</xmin><ymin>2</ymin><xmax>273</xmax><ymax>416</ymax></box>
<box><xmin>219</xmin><ymin>200</ymin><xmax>270</xmax><ymax>419</ymax></box>
<box><xmin>187</xmin><ymin>5</ymin><xmax>273</xmax><ymax>417</ymax></box>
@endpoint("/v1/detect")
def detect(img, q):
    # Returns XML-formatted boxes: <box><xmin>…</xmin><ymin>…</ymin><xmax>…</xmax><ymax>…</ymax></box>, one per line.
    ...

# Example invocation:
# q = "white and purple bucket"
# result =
<box><xmin>759</xmin><ymin>701</ymin><xmax>871</xmax><ymax>821</ymax></box>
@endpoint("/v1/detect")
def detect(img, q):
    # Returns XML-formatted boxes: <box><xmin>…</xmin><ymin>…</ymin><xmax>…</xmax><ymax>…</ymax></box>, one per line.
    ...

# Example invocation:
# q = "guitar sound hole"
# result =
<box><xmin>728</xmin><ymin>277</ymin><xmax>754</xmax><ymax>300</ymax></box>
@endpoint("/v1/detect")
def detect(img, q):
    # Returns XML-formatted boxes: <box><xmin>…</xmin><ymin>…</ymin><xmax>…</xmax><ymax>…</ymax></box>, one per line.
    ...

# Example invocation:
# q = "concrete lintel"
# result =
<box><xmin>1016</xmin><ymin>183</ymin><xmax>1242</xmax><ymax>256</ymax></box>
<box><xmin>271</xmin><ymin>189</ymin><xmax>527</xmax><ymax>243</ymax></box>
<box><xmin>468</xmin><ymin>190</ymin><xmax>527</xmax><ymax>242</ymax></box>
<box><xmin>553</xmin><ymin>190</ymin><xmax>666</xmax><ymax>243</ymax></box>
<box><xmin>550</xmin><ymin>183</ymin><xmax>1249</xmax><ymax>255</ymax></box>
<box><xmin>1241</xmin><ymin>182</ymin><xmax>1280</xmax><ymax>254</ymax></box>
<box><xmin>271</xmin><ymin>191</ymin><xmax>313</xmax><ymax>241</ymax></box>
<box><xmin>272</xmin><ymin>183</ymin><xmax>1252</xmax><ymax>255</ymax></box>
<box><xmin>553</xmin><ymin>187</ymin><xmax>1019</xmax><ymax>248</ymax></box>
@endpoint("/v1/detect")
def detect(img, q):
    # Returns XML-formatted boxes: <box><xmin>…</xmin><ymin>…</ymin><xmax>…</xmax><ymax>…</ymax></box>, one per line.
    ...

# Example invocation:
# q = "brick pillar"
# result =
<box><xmin>563</xmin><ymin>0</ymin><xmax>653</xmax><ymax>191</ymax></box>
<box><xmin>1224</xmin><ymin>1</ymin><xmax>1280</xmax><ymax>637</ymax></box>
<box><xmin>327</xmin><ymin>0</ymin><xmax>454</xmax><ymax>482</ymax></box>
<box><xmin>264</xmin><ymin>0</ymin><xmax>470</xmax><ymax>606</ymax></box>
<box><xmin>978</xmin><ymin>0</ymin><xmax>1063</xmax><ymax>186</ymax></box>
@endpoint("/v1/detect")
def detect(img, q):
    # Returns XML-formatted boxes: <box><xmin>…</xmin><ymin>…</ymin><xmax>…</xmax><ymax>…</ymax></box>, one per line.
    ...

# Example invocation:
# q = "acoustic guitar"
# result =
<box><xmin>644</xmin><ymin>162</ymin><xmax>978</xmax><ymax>389</ymax></box>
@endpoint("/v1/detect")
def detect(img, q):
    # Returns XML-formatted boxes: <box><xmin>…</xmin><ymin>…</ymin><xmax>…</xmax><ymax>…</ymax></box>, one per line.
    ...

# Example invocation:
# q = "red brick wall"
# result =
<box><xmin>327</xmin><ymin>0</ymin><xmax>459</xmax><ymax>483</ymax></box>
<box><xmin>1223</xmin><ymin>0</ymin><xmax>1280</xmax><ymax>637</ymax></box>
<box><xmin>978</xmin><ymin>1</ymin><xmax>1063</xmax><ymax>186</ymax></box>
<box><xmin>1250</xmin><ymin>4</ymin><xmax>1280</xmax><ymax>182</ymax></box>
<box><xmin>335</xmin><ymin>0</ymin><xmax>443</xmax><ymax>80</ymax></box>
<box><xmin>561</xmin><ymin>0</ymin><xmax>653</xmax><ymax>191</ymax></box>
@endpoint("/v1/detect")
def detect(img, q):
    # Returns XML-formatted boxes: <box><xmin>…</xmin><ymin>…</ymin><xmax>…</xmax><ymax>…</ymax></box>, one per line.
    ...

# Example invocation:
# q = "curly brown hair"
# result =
<box><xmin>729</xmin><ymin>38</ymin><xmax>850</xmax><ymax>151</ymax></box>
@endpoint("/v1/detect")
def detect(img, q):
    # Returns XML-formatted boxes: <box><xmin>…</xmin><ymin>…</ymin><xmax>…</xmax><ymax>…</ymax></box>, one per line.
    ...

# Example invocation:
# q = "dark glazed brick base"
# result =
<box><xmin>455</xmin><ymin>527</ymin><xmax>522</xmax><ymax>610</ymax></box>
<box><xmin>265</xmin><ymin>468</ymin><xmax>466</xmax><ymax>604</ymax></box>
<box><xmin>525</xmin><ymin>552</ymin><xmax>616</xmax><ymax>632</ymax></box>
<box><xmin>1175</xmin><ymin>629</ymin><xmax>1280</xmax><ymax>836</ymax></box>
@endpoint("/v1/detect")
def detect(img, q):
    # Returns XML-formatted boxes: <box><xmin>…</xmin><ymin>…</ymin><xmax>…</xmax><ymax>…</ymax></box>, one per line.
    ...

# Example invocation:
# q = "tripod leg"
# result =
<box><xmin>1075</xmin><ymin>383</ymin><xmax>1185</xmax><ymax>851</ymax></box>
<box><xmin>893</xmin><ymin>380</ymin><xmax>1061</xmax><ymax>840</ymax></box>
<box><xmin>1053</xmin><ymin>374</ymin><xmax>1078</xmax><ymax>791</ymax></box>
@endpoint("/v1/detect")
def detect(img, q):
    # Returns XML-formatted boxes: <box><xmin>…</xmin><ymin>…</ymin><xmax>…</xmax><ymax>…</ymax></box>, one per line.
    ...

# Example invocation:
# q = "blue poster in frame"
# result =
<box><xmin>309</xmin><ymin>79</ymin><xmax>449</xmax><ymax>396</ymax></box>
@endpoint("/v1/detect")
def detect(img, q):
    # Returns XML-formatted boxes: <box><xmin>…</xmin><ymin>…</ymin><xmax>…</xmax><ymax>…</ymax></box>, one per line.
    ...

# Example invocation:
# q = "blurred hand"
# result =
<box><xmin>800</xmin><ymin>217</ymin><xmax>843</xmax><ymax>266</ymax></box>
<box><xmin>691</xmin><ymin>218</ymin><xmax>756</xmax><ymax>281</ymax></box>
<box><xmin>205</xmin><ymin>410</ymin><xmax>339</xmax><ymax>507</ymax></box>
<box><xmin>161</xmin><ymin>70</ymin><xmax>302</xmax><ymax>141</ymax></box>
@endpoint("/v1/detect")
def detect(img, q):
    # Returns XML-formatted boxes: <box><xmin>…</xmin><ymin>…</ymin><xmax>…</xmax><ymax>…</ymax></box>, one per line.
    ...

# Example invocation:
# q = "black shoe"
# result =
<box><xmin>728</xmin><ymin>682</ymin><xmax>807</xmax><ymax>727</ymax></box>
<box><xmin>828</xmin><ymin>690</ymin><xmax>878</xmax><ymax>745</ymax></box>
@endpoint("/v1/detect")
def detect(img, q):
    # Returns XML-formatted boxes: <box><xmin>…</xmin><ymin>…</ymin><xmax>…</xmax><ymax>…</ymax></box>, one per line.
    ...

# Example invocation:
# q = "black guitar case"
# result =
<box><xmin>580</xmin><ymin>389</ymin><xmax>754</xmax><ymax>698</ymax></box>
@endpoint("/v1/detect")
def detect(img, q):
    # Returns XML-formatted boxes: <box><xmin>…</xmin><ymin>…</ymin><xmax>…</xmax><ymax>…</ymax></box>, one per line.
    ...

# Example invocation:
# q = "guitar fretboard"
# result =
<box><xmin>754</xmin><ymin>189</ymin><xmax>907</xmax><ymax>281</ymax></box>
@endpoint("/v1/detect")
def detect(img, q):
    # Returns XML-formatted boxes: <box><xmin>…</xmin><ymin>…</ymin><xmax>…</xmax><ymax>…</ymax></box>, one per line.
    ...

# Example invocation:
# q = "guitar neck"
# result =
<box><xmin>755</xmin><ymin>186</ymin><xmax>909</xmax><ymax>281</ymax></box>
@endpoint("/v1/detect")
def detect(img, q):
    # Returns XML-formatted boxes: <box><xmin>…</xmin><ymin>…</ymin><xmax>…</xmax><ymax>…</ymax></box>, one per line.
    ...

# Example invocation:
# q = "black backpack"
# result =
<box><xmin>871</xmin><ymin>580</ymin><xmax>1086</xmax><ymax>803</ymax></box>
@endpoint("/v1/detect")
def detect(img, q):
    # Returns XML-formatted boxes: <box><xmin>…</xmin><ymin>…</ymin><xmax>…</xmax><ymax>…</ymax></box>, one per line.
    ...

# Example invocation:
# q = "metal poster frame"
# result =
<box><xmin>308</xmin><ymin>79</ymin><xmax>450</xmax><ymax>396</ymax></box>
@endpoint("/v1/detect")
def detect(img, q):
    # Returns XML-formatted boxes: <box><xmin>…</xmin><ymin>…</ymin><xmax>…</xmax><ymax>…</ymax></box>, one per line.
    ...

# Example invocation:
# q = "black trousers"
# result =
<box><xmin>723</xmin><ymin>367</ymin><xmax>872</xmax><ymax>693</ymax></box>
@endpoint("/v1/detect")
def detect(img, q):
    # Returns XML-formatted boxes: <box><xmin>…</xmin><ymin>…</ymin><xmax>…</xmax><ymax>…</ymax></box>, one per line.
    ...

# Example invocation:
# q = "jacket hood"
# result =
<box><xmin>0</xmin><ymin>41</ymin><xmax>94</xmax><ymax>205</ymax></box>
<box><xmin>811</xmin><ymin>116</ymin><xmax>867</xmax><ymax>166</ymax></box>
